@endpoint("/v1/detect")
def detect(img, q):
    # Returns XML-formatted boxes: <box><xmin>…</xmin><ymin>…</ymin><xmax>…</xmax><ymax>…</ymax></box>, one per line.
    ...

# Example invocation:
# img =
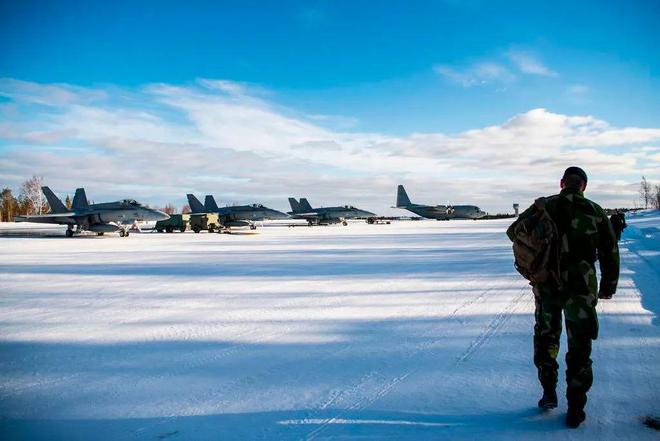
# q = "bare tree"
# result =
<box><xmin>19</xmin><ymin>175</ymin><xmax>48</xmax><ymax>215</ymax></box>
<box><xmin>181</xmin><ymin>204</ymin><xmax>191</xmax><ymax>214</ymax></box>
<box><xmin>640</xmin><ymin>176</ymin><xmax>652</xmax><ymax>209</ymax></box>
<box><xmin>161</xmin><ymin>203</ymin><xmax>177</xmax><ymax>215</ymax></box>
<box><xmin>654</xmin><ymin>185</ymin><xmax>660</xmax><ymax>210</ymax></box>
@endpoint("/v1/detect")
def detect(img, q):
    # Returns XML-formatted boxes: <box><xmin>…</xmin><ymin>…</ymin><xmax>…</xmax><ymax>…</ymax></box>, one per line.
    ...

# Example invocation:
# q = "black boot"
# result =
<box><xmin>566</xmin><ymin>408</ymin><xmax>586</xmax><ymax>428</ymax></box>
<box><xmin>538</xmin><ymin>389</ymin><xmax>558</xmax><ymax>410</ymax></box>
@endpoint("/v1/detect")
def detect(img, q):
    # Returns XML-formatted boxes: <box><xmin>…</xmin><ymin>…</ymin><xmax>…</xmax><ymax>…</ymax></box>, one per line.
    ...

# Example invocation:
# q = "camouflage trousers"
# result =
<box><xmin>533</xmin><ymin>284</ymin><xmax>599</xmax><ymax>410</ymax></box>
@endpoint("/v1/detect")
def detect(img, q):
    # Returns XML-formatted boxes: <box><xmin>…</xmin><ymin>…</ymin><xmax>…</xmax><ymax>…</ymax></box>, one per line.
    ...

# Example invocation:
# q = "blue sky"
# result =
<box><xmin>0</xmin><ymin>1</ymin><xmax>659</xmax><ymax>212</ymax></box>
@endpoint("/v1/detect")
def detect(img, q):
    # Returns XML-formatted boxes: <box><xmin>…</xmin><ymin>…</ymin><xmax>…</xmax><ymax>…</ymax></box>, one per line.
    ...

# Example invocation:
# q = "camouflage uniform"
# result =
<box><xmin>514</xmin><ymin>187</ymin><xmax>619</xmax><ymax>411</ymax></box>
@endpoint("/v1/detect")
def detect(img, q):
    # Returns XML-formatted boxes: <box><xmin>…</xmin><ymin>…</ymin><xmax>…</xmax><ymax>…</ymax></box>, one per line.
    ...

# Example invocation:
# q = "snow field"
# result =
<box><xmin>0</xmin><ymin>215</ymin><xmax>658</xmax><ymax>440</ymax></box>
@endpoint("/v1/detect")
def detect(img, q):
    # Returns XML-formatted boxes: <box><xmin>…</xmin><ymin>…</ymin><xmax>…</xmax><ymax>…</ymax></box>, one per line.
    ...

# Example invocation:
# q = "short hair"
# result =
<box><xmin>562</xmin><ymin>166</ymin><xmax>588</xmax><ymax>189</ymax></box>
<box><xmin>563</xmin><ymin>166</ymin><xmax>587</xmax><ymax>182</ymax></box>
<box><xmin>562</xmin><ymin>173</ymin><xmax>586</xmax><ymax>189</ymax></box>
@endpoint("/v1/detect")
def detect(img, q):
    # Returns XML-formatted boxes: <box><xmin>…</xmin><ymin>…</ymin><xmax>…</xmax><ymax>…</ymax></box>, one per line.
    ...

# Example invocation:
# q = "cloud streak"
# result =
<box><xmin>0</xmin><ymin>78</ymin><xmax>658</xmax><ymax>214</ymax></box>
<box><xmin>506</xmin><ymin>50</ymin><xmax>557</xmax><ymax>77</ymax></box>
<box><xmin>434</xmin><ymin>62</ymin><xmax>515</xmax><ymax>87</ymax></box>
<box><xmin>435</xmin><ymin>48</ymin><xmax>557</xmax><ymax>87</ymax></box>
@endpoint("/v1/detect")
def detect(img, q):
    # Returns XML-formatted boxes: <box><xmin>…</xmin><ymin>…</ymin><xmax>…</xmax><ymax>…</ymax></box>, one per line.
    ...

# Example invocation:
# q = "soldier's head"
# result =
<box><xmin>561</xmin><ymin>166</ymin><xmax>588</xmax><ymax>191</ymax></box>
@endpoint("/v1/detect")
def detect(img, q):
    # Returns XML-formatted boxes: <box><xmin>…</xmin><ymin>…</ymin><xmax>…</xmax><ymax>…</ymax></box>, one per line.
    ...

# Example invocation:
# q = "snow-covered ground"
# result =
<box><xmin>0</xmin><ymin>214</ymin><xmax>658</xmax><ymax>440</ymax></box>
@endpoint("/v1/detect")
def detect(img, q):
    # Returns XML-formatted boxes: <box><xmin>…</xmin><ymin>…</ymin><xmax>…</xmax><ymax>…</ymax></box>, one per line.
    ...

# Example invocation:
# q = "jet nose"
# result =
<box><xmin>149</xmin><ymin>209</ymin><xmax>170</xmax><ymax>221</ymax></box>
<box><xmin>269</xmin><ymin>209</ymin><xmax>289</xmax><ymax>219</ymax></box>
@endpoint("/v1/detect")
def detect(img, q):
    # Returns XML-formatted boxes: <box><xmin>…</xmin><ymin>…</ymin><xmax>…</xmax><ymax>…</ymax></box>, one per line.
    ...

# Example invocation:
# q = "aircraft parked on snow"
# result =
<box><xmin>287</xmin><ymin>198</ymin><xmax>375</xmax><ymax>226</ymax></box>
<box><xmin>15</xmin><ymin>187</ymin><xmax>169</xmax><ymax>237</ymax></box>
<box><xmin>186</xmin><ymin>194</ymin><xmax>288</xmax><ymax>230</ymax></box>
<box><xmin>394</xmin><ymin>185</ymin><xmax>486</xmax><ymax>220</ymax></box>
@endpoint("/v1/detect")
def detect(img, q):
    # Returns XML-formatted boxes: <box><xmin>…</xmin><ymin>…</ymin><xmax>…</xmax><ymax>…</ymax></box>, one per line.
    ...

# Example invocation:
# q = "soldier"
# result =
<box><xmin>610</xmin><ymin>210</ymin><xmax>626</xmax><ymax>241</ymax></box>
<box><xmin>507</xmin><ymin>166</ymin><xmax>619</xmax><ymax>428</ymax></box>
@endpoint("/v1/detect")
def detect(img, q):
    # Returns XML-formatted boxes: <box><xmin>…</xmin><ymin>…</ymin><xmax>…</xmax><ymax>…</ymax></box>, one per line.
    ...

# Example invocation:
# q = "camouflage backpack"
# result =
<box><xmin>507</xmin><ymin>198</ymin><xmax>561</xmax><ymax>286</ymax></box>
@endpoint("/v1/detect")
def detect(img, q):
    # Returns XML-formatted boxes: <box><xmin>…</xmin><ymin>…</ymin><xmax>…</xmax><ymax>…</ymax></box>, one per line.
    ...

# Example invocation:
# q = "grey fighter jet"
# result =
<box><xmin>186</xmin><ymin>194</ymin><xmax>288</xmax><ymax>230</ymax></box>
<box><xmin>15</xmin><ymin>187</ymin><xmax>169</xmax><ymax>237</ymax></box>
<box><xmin>287</xmin><ymin>198</ymin><xmax>375</xmax><ymax>226</ymax></box>
<box><xmin>395</xmin><ymin>185</ymin><xmax>486</xmax><ymax>220</ymax></box>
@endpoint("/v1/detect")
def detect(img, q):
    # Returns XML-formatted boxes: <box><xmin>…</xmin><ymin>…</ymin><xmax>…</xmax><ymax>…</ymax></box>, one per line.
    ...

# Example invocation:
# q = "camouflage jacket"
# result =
<box><xmin>512</xmin><ymin>188</ymin><xmax>619</xmax><ymax>296</ymax></box>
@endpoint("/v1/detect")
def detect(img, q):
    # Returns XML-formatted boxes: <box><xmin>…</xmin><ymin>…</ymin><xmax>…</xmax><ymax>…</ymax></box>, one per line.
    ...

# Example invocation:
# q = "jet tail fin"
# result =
<box><xmin>288</xmin><ymin>198</ymin><xmax>300</xmax><ymax>213</ymax></box>
<box><xmin>186</xmin><ymin>194</ymin><xmax>206</xmax><ymax>213</ymax></box>
<box><xmin>299</xmin><ymin>198</ymin><xmax>313</xmax><ymax>212</ymax></box>
<box><xmin>72</xmin><ymin>188</ymin><xmax>89</xmax><ymax>210</ymax></box>
<box><xmin>396</xmin><ymin>185</ymin><xmax>412</xmax><ymax>207</ymax></box>
<box><xmin>41</xmin><ymin>186</ymin><xmax>68</xmax><ymax>213</ymax></box>
<box><xmin>204</xmin><ymin>195</ymin><xmax>219</xmax><ymax>212</ymax></box>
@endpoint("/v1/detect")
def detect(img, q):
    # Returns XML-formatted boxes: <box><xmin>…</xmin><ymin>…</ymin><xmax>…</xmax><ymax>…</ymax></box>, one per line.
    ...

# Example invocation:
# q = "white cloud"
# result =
<box><xmin>308</xmin><ymin>114</ymin><xmax>359</xmax><ymax>130</ymax></box>
<box><xmin>198</xmin><ymin>79</ymin><xmax>247</xmax><ymax>96</ymax></box>
<box><xmin>436</xmin><ymin>49</ymin><xmax>557</xmax><ymax>88</ymax></box>
<box><xmin>506</xmin><ymin>50</ymin><xmax>558</xmax><ymax>77</ymax></box>
<box><xmin>567</xmin><ymin>84</ymin><xmax>589</xmax><ymax>95</ymax></box>
<box><xmin>0</xmin><ymin>78</ymin><xmax>107</xmax><ymax>106</ymax></box>
<box><xmin>0</xmin><ymin>79</ymin><xmax>658</xmax><ymax>214</ymax></box>
<box><xmin>566</xmin><ymin>83</ymin><xmax>590</xmax><ymax>103</ymax></box>
<box><xmin>434</xmin><ymin>62</ymin><xmax>515</xmax><ymax>87</ymax></box>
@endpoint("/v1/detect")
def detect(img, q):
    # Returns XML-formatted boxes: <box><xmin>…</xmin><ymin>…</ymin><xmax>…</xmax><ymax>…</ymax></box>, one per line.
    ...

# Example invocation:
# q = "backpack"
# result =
<box><xmin>507</xmin><ymin>198</ymin><xmax>561</xmax><ymax>286</ymax></box>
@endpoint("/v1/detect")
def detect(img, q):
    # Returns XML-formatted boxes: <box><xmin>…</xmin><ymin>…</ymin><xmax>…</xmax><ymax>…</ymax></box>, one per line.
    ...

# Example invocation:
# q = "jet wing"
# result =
<box><xmin>292</xmin><ymin>212</ymin><xmax>320</xmax><ymax>219</ymax></box>
<box><xmin>15</xmin><ymin>213</ymin><xmax>76</xmax><ymax>224</ymax></box>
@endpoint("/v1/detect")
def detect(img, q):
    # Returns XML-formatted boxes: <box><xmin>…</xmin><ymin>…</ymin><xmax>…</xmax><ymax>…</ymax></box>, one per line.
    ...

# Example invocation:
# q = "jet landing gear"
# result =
<box><xmin>118</xmin><ymin>227</ymin><xmax>130</xmax><ymax>237</ymax></box>
<box><xmin>65</xmin><ymin>227</ymin><xmax>74</xmax><ymax>238</ymax></box>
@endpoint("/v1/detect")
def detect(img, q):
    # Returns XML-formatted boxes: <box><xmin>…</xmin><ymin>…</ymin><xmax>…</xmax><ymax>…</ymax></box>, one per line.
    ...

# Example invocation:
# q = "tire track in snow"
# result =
<box><xmin>455</xmin><ymin>286</ymin><xmax>530</xmax><ymax>363</ymax></box>
<box><xmin>119</xmin><ymin>281</ymin><xmax>459</xmax><ymax>439</ymax></box>
<box><xmin>119</xmin><ymin>278</ymin><xmax>484</xmax><ymax>439</ymax></box>
<box><xmin>303</xmin><ymin>281</ymin><xmax>516</xmax><ymax>440</ymax></box>
<box><xmin>310</xmin><ymin>278</ymin><xmax>498</xmax><ymax>413</ymax></box>
<box><xmin>176</xmin><ymin>281</ymin><xmax>478</xmax><ymax>409</ymax></box>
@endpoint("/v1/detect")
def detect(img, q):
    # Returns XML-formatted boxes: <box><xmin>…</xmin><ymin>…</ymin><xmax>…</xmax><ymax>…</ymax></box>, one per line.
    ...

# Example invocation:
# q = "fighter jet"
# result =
<box><xmin>287</xmin><ymin>198</ymin><xmax>376</xmax><ymax>226</ymax></box>
<box><xmin>395</xmin><ymin>185</ymin><xmax>486</xmax><ymax>220</ymax></box>
<box><xmin>186</xmin><ymin>194</ymin><xmax>288</xmax><ymax>230</ymax></box>
<box><xmin>15</xmin><ymin>186</ymin><xmax>169</xmax><ymax>237</ymax></box>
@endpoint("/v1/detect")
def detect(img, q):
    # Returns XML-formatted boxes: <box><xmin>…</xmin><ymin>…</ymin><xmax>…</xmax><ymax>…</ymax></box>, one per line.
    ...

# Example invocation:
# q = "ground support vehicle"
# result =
<box><xmin>155</xmin><ymin>214</ymin><xmax>190</xmax><ymax>233</ymax></box>
<box><xmin>190</xmin><ymin>213</ymin><xmax>220</xmax><ymax>233</ymax></box>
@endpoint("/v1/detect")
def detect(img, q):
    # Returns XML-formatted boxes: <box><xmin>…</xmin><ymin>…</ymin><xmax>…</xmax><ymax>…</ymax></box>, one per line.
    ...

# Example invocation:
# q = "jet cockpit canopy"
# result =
<box><xmin>121</xmin><ymin>199</ymin><xmax>142</xmax><ymax>207</ymax></box>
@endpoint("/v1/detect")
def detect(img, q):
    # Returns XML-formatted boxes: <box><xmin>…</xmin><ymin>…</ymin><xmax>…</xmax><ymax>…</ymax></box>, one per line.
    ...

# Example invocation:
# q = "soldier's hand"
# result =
<box><xmin>598</xmin><ymin>290</ymin><xmax>613</xmax><ymax>300</ymax></box>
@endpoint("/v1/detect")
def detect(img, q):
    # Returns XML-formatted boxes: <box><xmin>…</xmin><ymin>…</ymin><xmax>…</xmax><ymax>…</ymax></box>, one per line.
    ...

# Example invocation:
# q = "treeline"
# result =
<box><xmin>1</xmin><ymin>176</ymin><xmax>55</xmax><ymax>222</ymax></box>
<box><xmin>640</xmin><ymin>176</ymin><xmax>660</xmax><ymax>210</ymax></box>
<box><xmin>2</xmin><ymin>175</ymin><xmax>658</xmax><ymax>222</ymax></box>
<box><xmin>161</xmin><ymin>203</ymin><xmax>191</xmax><ymax>216</ymax></box>
<box><xmin>0</xmin><ymin>175</ymin><xmax>191</xmax><ymax>221</ymax></box>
